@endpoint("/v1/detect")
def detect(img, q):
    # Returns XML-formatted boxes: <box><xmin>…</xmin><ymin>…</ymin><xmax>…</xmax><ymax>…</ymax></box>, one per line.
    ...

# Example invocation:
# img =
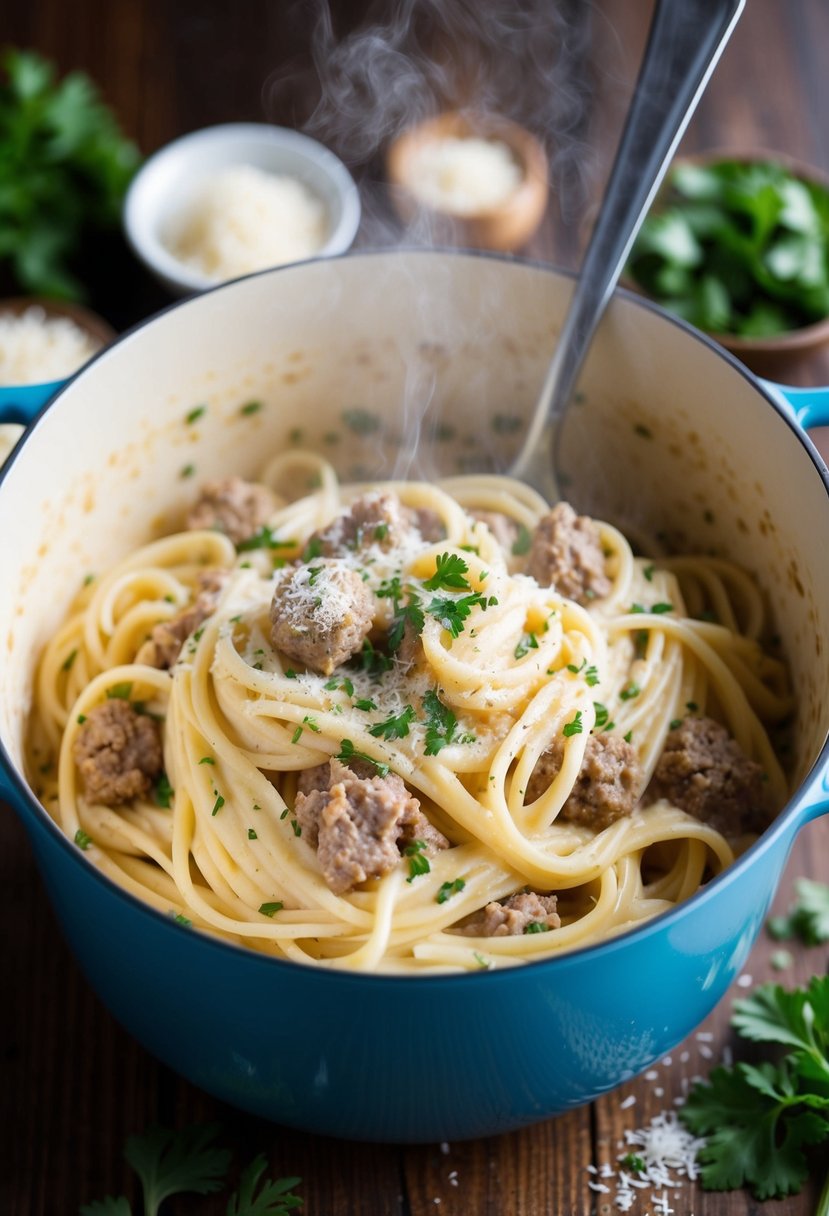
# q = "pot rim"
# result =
<box><xmin>2</xmin><ymin>246</ymin><xmax>828</xmax><ymax>985</ymax></box>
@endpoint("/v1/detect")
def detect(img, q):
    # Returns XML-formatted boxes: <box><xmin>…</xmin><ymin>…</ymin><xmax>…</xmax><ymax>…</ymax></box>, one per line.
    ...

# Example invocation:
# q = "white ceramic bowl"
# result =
<box><xmin>124</xmin><ymin>123</ymin><xmax>362</xmax><ymax>295</ymax></box>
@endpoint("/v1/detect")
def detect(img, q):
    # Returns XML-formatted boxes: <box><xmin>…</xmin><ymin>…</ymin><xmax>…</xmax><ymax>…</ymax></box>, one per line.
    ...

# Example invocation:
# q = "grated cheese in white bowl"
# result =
<box><xmin>166</xmin><ymin>163</ymin><xmax>329</xmax><ymax>282</ymax></box>
<box><xmin>0</xmin><ymin>306</ymin><xmax>101</xmax><ymax>386</ymax></box>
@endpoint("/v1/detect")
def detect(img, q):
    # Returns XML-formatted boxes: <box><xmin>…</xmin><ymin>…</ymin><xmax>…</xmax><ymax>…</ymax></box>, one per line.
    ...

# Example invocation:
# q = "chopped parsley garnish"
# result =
<box><xmin>211</xmin><ymin>794</ymin><xmax>225</xmax><ymax>815</ymax></box>
<box><xmin>369</xmin><ymin>705</ymin><xmax>416</xmax><ymax>741</ymax></box>
<box><xmin>342</xmin><ymin>407</ymin><xmax>380</xmax><ymax>434</ymax></box>
<box><xmin>670</xmin><ymin>718</ymin><xmax>683</xmax><ymax>730</ymax></box>
<box><xmin>354</xmin><ymin>697</ymin><xmax>377</xmax><ymax>712</ymax></box>
<box><xmin>585</xmin><ymin>665</ymin><xmax>600</xmax><ymax>687</ymax></box>
<box><xmin>248</xmin><ymin>828</ymin><xmax>257</xmax><ymax>840</ymax></box>
<box><xmin>643</xmin><ymin>564</ymin><xmax>655</xmax><ymax>582</ymax></box>
<box><xmin>198</xmin><ymin>756</ymin><xmax>215</xmax><ymax>765</ymax></box>
<box><xmin>291</xmin><ymin>715</ymin><xmax>320</xmax><ymax>745</ymax></box>
<box><xmin>566</xmin><ymin>658</ymin><xmax>586</xmax><ymax>674</ymax></box>
<box><xmin>425</xmin><ymin>591</ymin><xmax>494</xmax><ymax>639</ymax></box>
<box><xmin>424</xmin><ymin>552</ymin><xmax>471</xmax><ymax>592</ymax></box>
<box><xmin>620</xmin><ymin>683</ymin><xmax>641</xmax><ymax>701</ymax></box>
<box><xmin>106</xmin><ymin>681</ymin><xmax>133</xmax><ymax>700</ymax></box>
<box><xmin>404</xmin><ymin>839</ymin><xmax>430</xmax><ymax>882</ymax></box>
<box><xmin>562</xmin><ymin>711</ymin><xmax>583</xmax><ymax>737</ymax></box>
<box><xmin>170</xmin><ymin>912</ymin><xmax>191</xmax><ymax>926</ymax></box>
<box><xmin>180</xmin><ymin>463</ymin><xmax>195</xmax><ymax>479</ymax></box>
<box><xmin>259</xmin><ymin>901</ymin><xmax>284</xmax><ymax>917</ymax></box>
<box><xmin>335</xmin><ymin>739</ymin><xmax>390</xmax><ymax>778</ymax></box>
<box><xmin>623</xmin><ymin>730</ymin><xmax>633</xmax><ymax>743</ymax></box>
<box><xmin>61</xmin><ymin>648</ymin><xmax>78</xmax><ymax>672</ymax></box>
<box><xmin>524</xmin><ymin>921</ymin><xmax>550</xmax><ymax>934</ymax></box>
<box><xmin>307</xmin><ymin>565</ymin><xmax>324</xmax><ymax>585</ymax></box>
<box><xmin>619</xmin><ymin>1152</ymin><xmax>645</xmax><ymax>1173</ymax></box>
<box><xmin>373</xmin><ymin>522</ymin><xmax>389</xmax><ymax>541</ymax></box>
<box><xmin>686</xmin><ymin>700</ymin><xmax>699</xmax><ymax>711</ymax></box>
<box><xmin>76</xmin><ymin>714</ymin><xmax>86</xmax><ymax>724</ymax></box>
<box><xmin>185</xmin><ymin>405</ymin><xmax>206</xmax><ymax>424</ymax></box>
<box><xmin>74</xmin><ymin>828</ymin><xmax>92</xmax><ymax>850</ymax></box>
<box><xmin>240</xmin><ymin>400</ymin><xmax>263</xmax><ymax>415</ymax></box>
<box><xmin>82</xmin><ymin>573</ymin><xmax>95</xmax><ymax>586</ymax></box>
<box><xmin>423</xmin><ymin>689</ymin><xmax>463</xmax><ymax>755</ymax></box>
<box><xmin>651</xmin><ymin>602</ymin><xmax>674</xmax><ymax>614</ymax></box>
<box><xmin>511</xmin><ymin>524</ymin><xmax>532</xmax><ymax>556</ymax></box>
<box><xmin>301</xmin><ymin>536</ymin><xmax>323</xmax><ymax>562</ymax></box>
<box><xmin>291</xmin><ymin>818</ymin><xmax>301</xmax><ymax>837</ymax></box>
<box><xmin>388</xmin><ymin>592</ymin><xmax>425</xmax><ymax>652</ymax></box>
<box><xmin>436</xmin><ymin>878</ymin><xmax>466</xmax><ymax>904</ymax></box>
<box><xmin>354</xmin><ymin>637</ymin><xmax>394</xmax><ymax>678</ymax></box>
<box><xmin>473</xmin><ymin>950</ymin><xmax>491</xmax><ymax>969</ymax></box>
<box><xmin>154</xmin><ymin>772</ymin><xmax>174</xmax><ymax>808</ymax></box>
<box><xmin>593</xmin><ymin>702</ymin><xmax>610</xmax><ymax>729</ymax></box>
<box><xmin>630</xmin><ymin>602</ymin><xmax>646</xmax><ymax>615</ymax></box>
<box><xmin>236</xmin><ymin>526</ymin><xmax>295</xmax><ymax>553</ymax></box>
<box><xmin>325</xmin><ymin>676</ymin><xmax>355</xmax><ymax>696</ymax></box>
<box><xmin>514</xmin><ymin>632</ymin><xmax>539</xmax><ymax>659</ymax></box>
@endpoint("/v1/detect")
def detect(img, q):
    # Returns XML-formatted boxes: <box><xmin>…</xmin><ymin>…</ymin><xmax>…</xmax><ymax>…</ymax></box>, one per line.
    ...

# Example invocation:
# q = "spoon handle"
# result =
<box><xmin>512</xmin><ymin>0</ymin><xmax>746</xmax><ymax>488</ymax></box>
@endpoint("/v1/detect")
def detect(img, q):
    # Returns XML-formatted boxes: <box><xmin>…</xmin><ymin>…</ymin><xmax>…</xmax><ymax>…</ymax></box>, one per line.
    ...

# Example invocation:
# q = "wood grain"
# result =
<box><xmin>2</xmin><ymin>1</ymin><xmax>829</xmax><ymax>1212</ymax></box>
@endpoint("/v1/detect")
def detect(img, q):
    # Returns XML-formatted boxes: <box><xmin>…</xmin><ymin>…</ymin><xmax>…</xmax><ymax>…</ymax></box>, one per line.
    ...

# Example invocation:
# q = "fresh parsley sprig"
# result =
<box><xmin>680</xmin><ymin>976</ymin><xmax>829</xmax><ymax>1202</ymax></box>
<box><xmin>0</xmin><ymin>49</ymin><xmax>140</xmax><ymax>300</ymax></box>
<box><xmin>226</xmin><ymin>1156</ymin><xmax>302</xmax><ymax>1216</ymax></box>
<box><xmin>79</xmin><ymin>1124</ymin><xmax>302</xmax><ymax>1216</ymax></box>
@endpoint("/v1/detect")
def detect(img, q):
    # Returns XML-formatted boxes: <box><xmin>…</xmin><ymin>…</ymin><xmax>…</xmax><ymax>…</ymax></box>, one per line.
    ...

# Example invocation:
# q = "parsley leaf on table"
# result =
<box><xmin>768</xmin><ymin>878</ymin><xmax>829</xmax><ymax>945</ymax></box>
<box><xmin>125</xmin><ymin>1123</ymin><xmax>231</xmax><ymax>1215</ymax></box>
<box><xmin>79</xmin><ymin>1126</ymin><xmax>303</xmax><ymax>1216</ymax></box>
<box><xmin>225</xmin><ymin>1154</ymin><xmax>302</xmax><ymax>1216</ymax></box>
<box><xmin>79</xmin><ymin>1201</ymin><xmax>132</xmax><ymax>1216</ymax></box>
<box><xmin>680</xmin><ymin>976</ymin><xmax>829</xmax><ymax>1202</ymax></box>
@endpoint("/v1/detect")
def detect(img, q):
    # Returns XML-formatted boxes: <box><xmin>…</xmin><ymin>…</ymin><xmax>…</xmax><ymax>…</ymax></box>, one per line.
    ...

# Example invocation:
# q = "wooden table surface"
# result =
<box><xmin>3</xmin><ymin>1</ymin><xmax>829</xmax><ymax>1212</ymax></box>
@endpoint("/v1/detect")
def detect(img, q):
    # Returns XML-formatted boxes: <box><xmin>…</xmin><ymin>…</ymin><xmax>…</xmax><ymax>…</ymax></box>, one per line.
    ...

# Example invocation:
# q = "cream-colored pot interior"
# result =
<box><xmin>1</xmin><ymin>252</ymin><xmax>828</xmax><ymax>804</ymax></box>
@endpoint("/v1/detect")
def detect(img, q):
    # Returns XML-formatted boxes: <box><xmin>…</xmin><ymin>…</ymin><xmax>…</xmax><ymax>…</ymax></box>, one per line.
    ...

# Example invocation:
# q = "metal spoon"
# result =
<box><xmin>510</xmin><ymin>0</ymin><xmax>746</xmax><ymax>500</ymax></box>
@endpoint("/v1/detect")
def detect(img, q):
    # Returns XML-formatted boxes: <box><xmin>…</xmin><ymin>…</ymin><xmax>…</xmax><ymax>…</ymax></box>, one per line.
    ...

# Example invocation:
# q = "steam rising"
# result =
<box><xmin>263</xmin><ymin>0</ymin><xmax>595</xmax><ymax>234</ymax></box>
<box><xmin>261</xmin><ymin>1</ymin><xmax>598</xmax><ymax>482</ymax></box>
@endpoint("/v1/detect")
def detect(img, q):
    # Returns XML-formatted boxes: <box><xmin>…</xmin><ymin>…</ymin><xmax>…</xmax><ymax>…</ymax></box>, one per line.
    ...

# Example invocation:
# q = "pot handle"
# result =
<box><xmin>761</xmin><ymin>381</ymin><xmax>829</xmax><ymax>431</ymax></box>
<box><xmin>0</xmin><ymin>379</ymin><xmax>65</xmax><ymax>470</ymax></box>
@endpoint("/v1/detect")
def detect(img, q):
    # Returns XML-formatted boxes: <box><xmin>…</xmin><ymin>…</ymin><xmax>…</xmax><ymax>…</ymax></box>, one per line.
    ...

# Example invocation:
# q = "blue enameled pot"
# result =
<box><xmin>1</xmin><ymin>252</ymin><xmax>827</xmax><ymax>1142</ymax></box>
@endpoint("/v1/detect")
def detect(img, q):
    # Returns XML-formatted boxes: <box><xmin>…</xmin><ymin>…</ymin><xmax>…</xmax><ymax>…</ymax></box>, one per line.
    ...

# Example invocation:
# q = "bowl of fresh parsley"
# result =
<box><xmin>626</xmin><ymin>151</ymin><xmax>829</xmax><ymax>377</ymax></box>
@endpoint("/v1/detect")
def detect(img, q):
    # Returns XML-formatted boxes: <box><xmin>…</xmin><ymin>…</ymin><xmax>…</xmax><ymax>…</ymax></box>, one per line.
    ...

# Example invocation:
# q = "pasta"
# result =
<box><xmin>26</xmin><ymin>452</ymin><xmax>793</xmax><ymax>974</ymax></box>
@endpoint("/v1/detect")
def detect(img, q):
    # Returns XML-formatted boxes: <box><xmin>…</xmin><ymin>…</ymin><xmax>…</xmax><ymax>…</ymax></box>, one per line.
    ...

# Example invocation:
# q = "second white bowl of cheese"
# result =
<box><xmin>124</xmin><ymin>123</ymin><xmax>362</xmax><ymax>295</ymax></box>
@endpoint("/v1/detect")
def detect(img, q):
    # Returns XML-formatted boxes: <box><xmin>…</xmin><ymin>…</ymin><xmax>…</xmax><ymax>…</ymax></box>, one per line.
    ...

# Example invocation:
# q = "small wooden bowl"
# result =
<box><xmin>386</xmin><ymin>111</ymin><xmax>549</xmax><ymax>253</ymax></box>
<box><xmin>623</xmin><ymin>149</ymin><xmax>829</xmax><ymax>380</ymax></box>
<box><xmin>0</xmin><ymin>296</ymin><xmax>116</xmax><ymax>353</ymax></box>
<box><xmin>0</xmin><ymin>297</ymin><xmax>116</xmax><ymax>422</ymax></box>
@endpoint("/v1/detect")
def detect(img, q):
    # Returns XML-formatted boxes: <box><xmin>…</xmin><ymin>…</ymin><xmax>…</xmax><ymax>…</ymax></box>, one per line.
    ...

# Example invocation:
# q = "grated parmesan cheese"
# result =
<box><xmin>587</xmin><ymin>1109</ymin><xmax>706</xmax><ymax>1213</ymax></box>
<box><xmin>0</xmin><ymin>307</ymin><xmax>100</xmax><ymax>386</ymax></box>
<box><xmin>167</xmin><ymin>164</ymin><xmax>329</xmax><ymax>281</ymax></box>
<box><xmin>406</xmin><ymin>136</ymin><xmax>522</xmax><ymax>215</ymax></box>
